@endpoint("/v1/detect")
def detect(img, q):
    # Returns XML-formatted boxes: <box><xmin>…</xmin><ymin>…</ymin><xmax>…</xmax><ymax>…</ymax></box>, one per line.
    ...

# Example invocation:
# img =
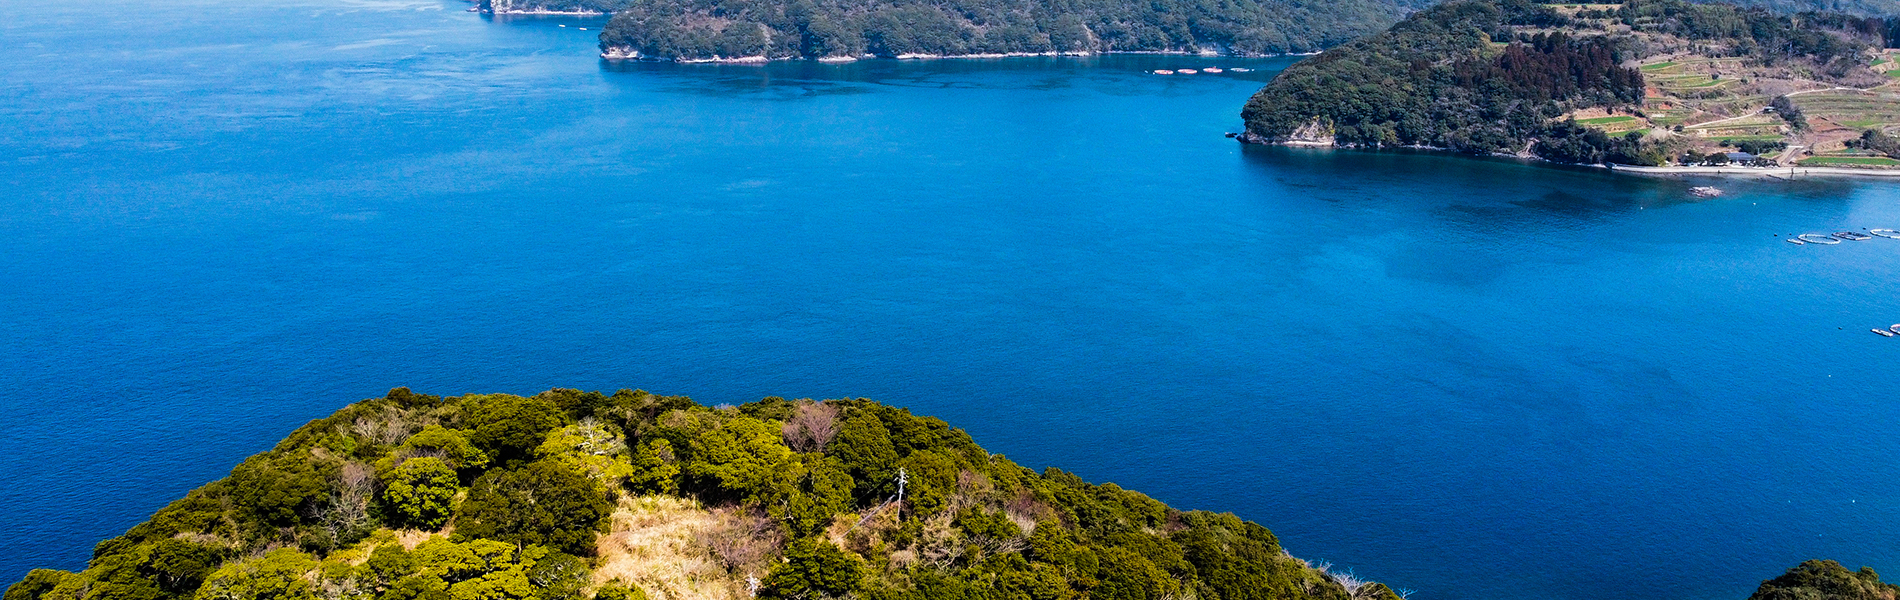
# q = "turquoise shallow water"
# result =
<box><xmin>3</xmin><ymin>1</ymin><xmax>1900</xmax><ymax>598</ymax></box>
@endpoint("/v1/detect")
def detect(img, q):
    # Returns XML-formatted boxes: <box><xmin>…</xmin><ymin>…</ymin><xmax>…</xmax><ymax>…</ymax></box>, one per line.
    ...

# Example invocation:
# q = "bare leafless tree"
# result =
<box><xmin>780</xmin><ymin>400</ymin><xmax>839</xmax><ymax>453</ymax></box>
<box><xmin>1002</xmin><ymin>489</ymin><xmax>1055</xmax><ymax>535</ymax></box>
<box><xmin>571</xmin><ymin>417</ymin><xmax>626</xmax><ymax>456</ymax></box>
<box><xmin>914</xmin><ymin>510</ymin><xmax>966</xmax><ymax>569</ymax></box>
<box><xmin>316</xmin><ymin>461</ymin><xmax>377</xmax><ymax>547</ymax></box>
<box><xmin>350</xmin><ymin>406</ymin><xmax>413</xmax><ymax>447</ymax></box>
<box><xmin>697</xmin><ymin>508</ymin><xmax>783</xmax><ymax>575</ymax></box>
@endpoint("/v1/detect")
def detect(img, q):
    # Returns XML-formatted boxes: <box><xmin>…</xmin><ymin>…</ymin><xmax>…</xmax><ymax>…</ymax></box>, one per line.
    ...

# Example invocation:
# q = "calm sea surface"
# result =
<box><xmin>3</xmin><ymin>0</ymin><xmax>1899</xmax><ymax>598</ymax></box>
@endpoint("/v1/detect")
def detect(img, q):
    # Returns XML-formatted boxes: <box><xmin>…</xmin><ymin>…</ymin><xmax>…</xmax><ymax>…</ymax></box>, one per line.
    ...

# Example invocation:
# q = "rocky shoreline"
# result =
<box><xmin>598</xmin><ymin>46</ymin><xmax>1295</xmax><ymax>63</ymax></box>
<box><xmin>1606</xmin><ymin>163</ymin><xmax>1900</xmax><ymax>179</ymax></box>
<box><xmin>1236</xmin><ymin>133</ymin><xmax>1900</xmax><ymax>180</ymax></box>
<box><xmin>469</xmin><ymin>0</ymin><xmax>607</xmax><ymax>15</ymax></box>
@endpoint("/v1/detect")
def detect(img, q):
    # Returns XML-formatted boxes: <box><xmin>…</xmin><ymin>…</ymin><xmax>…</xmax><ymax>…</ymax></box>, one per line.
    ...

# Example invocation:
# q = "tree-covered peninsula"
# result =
<box><xmin>4</xmin><ymin>387</ymin><xmax>1411</xmax><ymax>600</ymax></box>
<box><xmin>2</xmin><ymin>387</ymin><xmax>1891</xmax><ymax>600</ymax></box>
<box><xmin>1239</xmin><ymin>0</ymin><xmax>1900</xmax><ymax>168</ymax></box>
<box><xmin>591</xmin><ymin>0</ymin><xmax>1434</xmax><ymax>61</ymax></box>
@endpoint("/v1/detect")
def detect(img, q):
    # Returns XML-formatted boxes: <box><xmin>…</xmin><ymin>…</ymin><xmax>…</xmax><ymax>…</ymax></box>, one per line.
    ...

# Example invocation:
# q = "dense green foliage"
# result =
<box><xmin>382</xmin><ymin>457</ymin><xmax>460</xmax><ymax>531</ymax></box>
<box><xmin>1240</xmin><ymin>0</ymin><xmax>1885</xmax><ymax>165</ymax></box>
<box><xmin>1611</xmin><ymin>0</ymin><xmax>1866</xmax><ymax>62</ymax></box>
<box><xmin>5</xmin><ymin>387</ymin><xmax>1402</xmax><ymax>600</ymax></box>
<box><xmin>1241</xmin><ymin>0</ymin><xmax>1654</xmax><ymax>162</ymax></box>
<box><xmin>5</xmin><ymin>385</ymin><xmax>1887</xmax><ymax>600</ymax></box>
<box><xmin>1847</xmin><ymin>128</ymin><xmax>1900</xmax><ymax>158</ymax></box>
<box><xmin>594</xmin><ymin>0</ymin><xmax>1432</xmax><ymax>60</ymax></box>
<box><xmin>453</xmin><ymin>461</ymin><xmax>613</xmax><ymax>556</ymax></box>
<box><xmin>1748</xmin><ymin>560</ymin><xmax>1900</xmax><ymax>600</ymax></box>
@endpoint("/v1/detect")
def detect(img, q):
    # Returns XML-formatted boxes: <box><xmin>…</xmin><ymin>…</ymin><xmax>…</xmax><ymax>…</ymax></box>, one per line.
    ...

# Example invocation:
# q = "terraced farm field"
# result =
<box><xmin>1623</xmin><ymin>41</ymin><xmax>1900</xmax><ymax>167</ymax></box>
<box><xmin>1792</xmin><ymin>91</ymin><xmax>1900</xmax><ymax>129</ymax></box>
<box><xmin>1798</xmin><ymin>156</ymin><xmax>1900</xmax><ymax>165</ymax></box>
<box><xmin>1686</xmin><ymin>115</ymin><xmax>1784</xmax><ymax>141</ymax></box>
<box><xmin>1576</xmin><ymin>115</ymin><xmax>1646</xmax><ymax>132</ymax></box>
<box><xmin>1644</xmin><ymin>107</ymin><xmax>1696</xmax><ymax>127</ymax></box>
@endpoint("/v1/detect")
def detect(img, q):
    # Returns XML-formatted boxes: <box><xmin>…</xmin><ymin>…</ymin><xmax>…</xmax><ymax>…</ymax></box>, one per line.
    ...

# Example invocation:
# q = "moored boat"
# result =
<box><xmin>1230</xmin><ymin>68</ymin><xmax>1251</xmax><ymax>72</ymax></box>
<box><xmin>1835</xmin><ymin>231</ymin><xmax>1872</xmax><ymax>241</ymax></box>
<box><xmin>1785</xmin><ymin>238</ymin><xmax>1806</xmax><ymax>245</ymax></box>
<box><xmin>1154</xmin><ymin>70</ymin><xmax>1174</xmax><ymax>75</ymax></box>
<box><xmin>1177</xmin><ymin>69</ymin><xmax>1198</xmax><ymax>74</ymax></box>
<box><xmin>1877</xmin><ymin>328</ymin><xmax>1897</xmax><ymax>337</ymax></box>
<box><xmin>1203</xmin><ymin>67</ymin><xmax>1224</xmax><ymax>73</ymax></box>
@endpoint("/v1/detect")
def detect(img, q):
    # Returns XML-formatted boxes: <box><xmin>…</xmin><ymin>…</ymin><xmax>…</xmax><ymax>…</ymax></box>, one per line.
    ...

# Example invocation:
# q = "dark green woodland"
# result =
<box><xmin>3</xmin><ymin>388</ymin><xmax>1402</xmax><ymax>600</ymax></box>
<box><xmin>591</xmin><ymin>0</ymin><xmax>1438</xmax><ymax>60</ymax></box>
<box><xmin>2</xmin><ymin>387</ymin><xmax>1888</xmax><ymax>600</ymax></box>
<box><xmin>1239</xmin><ymin>0</ymin><xmax>1900</xmax><ymax>165</ymax></box>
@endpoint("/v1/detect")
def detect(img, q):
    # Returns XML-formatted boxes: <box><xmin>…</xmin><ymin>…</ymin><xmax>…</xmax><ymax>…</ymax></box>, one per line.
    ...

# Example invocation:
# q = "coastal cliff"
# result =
<box><xmin>2</xmin><ymin>388</ymin><xmax>1405</xmax><ymax>600</ymax></box>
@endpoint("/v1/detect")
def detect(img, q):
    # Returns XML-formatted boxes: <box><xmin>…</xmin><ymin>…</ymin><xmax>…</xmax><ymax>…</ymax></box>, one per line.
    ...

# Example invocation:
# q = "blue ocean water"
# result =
<box><xmin>3</xmin><ymin>0</ymin><xmax>1899</xmax><ymax>598</ymax></box>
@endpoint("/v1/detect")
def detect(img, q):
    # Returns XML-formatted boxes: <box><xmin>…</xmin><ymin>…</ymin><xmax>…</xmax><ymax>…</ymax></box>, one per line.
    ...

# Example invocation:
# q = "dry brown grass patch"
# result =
<box><xmin>593</xmin><ymin>496</ymin><xmax>753</xmax><ymax>600</ymax></box>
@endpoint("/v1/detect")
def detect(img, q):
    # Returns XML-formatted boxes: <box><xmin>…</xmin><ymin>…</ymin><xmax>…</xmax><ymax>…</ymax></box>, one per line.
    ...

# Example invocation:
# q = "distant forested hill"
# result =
<box><xmin>481</xmin><ymin>0</ymin><xmax>1900</xmax><ymax>60</ymax></box>
<box><xmin>589</xmin><ymin>0</ymin><xmax>1438</xmax><ymax>60</ymax></box>
<box><xmin>1239</xmin><ymin>0</ymin><xmax>1900</xmax><ymax>166</ymax></box>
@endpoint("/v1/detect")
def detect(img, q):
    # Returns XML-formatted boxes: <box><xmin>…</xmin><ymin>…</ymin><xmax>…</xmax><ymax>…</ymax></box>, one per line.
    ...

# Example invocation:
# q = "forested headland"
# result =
<box><xmin>2</xmin><ymin>387</ymin><xmax>1893</xmax><ymax>600</ymax></box>
<box><xmin>590</xmin><ymin>0</ymin><xmax>1435</xmax><ymax>61</ymax></box>
<box><xmin>2</xmin><ymin>387</ymin><xmax>1410</xmax><ymax>600</ymax></box>
<box><xmin>1238</xmin><ymin>0</ymin><xmax>1900</xmax><ymax>168</ymax></box>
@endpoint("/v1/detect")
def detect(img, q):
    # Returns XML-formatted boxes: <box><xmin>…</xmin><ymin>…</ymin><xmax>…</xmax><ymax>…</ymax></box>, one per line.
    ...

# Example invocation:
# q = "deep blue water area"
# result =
<box><xmin>4</xmin><ymin>1</ymin><xmax>1899</xmax><ymax>598</ymax></box>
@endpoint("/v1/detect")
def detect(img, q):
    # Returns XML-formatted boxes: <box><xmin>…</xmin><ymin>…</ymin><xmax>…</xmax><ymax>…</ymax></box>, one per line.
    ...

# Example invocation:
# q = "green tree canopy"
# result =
<box><xmin>626</xmin><ymin>438</ymin><xmax>681</xmax><ymax>495</ymax></box>
<box><xmin>761</xmin><ymin>539</ymin><xmax>864</xmax><ymax>599</ymax></box>
<box><xmin>395</xmin><ymin>426</ymin><xmax>489</xmax><ymax>473</ymax></box>
<box><xmin>681</xmin><ymin>416</ymin><xmax>801</xmax><ymax>505</ymax></box>
<box><xmin>453</xmin><ymin>461</ymin><xmax>611</xmax><ymax>556</ymax></box>
<box><xmin>195</xmin><ymin>549</ymin><xmax>317</xmax><ymax>600</ymax></box>
<box><xmin>463</xmin><ymin>395</ymin><xmax>565</xmax><ymax>465</ymax></box>
<box><xmin>4</xmin><ymin>570</ymin><xmax>69</xmax><ymax>600</ymax></box>
<box><xmin>381</xmin><ymin>457</ymin><xmax>461</xmax><ymax>530</ymax></box>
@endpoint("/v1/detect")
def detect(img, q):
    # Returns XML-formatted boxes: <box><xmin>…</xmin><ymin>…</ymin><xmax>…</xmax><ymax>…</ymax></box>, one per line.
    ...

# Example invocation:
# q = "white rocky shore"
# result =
<box><xmin>598</xmin><ymin>46</ymin><xmax>1268</xmax><ymax>63</ymax></box>
<box><xmin>1606</xmin><ymin>164</ymin><xmax>1900</xmax><ymax>179</ymax></box>
<box><xmin>1237</xmin><ymin>130</ymin><xmax>1900</xmax><ymax>180</ymax></box>
<box><xmin>481</xmin><ymin>0</ymin><xmax>604</xmax><ymax>15</ymax></box>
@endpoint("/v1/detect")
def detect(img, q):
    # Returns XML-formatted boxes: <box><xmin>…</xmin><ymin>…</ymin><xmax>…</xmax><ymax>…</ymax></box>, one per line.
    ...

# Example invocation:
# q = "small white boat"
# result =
<box><xmin>1784</xmin><ymin>238</ymin><xmax>1806</xmax><ymax>245</ymax></box>
<box><xmin>1177</xmin><ymin>69</ymin><xmax>1198</xmax><ymax>74</ymax></box>
<box><xmin>1877</xmin><ymin>328</ymin><xmax>1897</xmax><ymax>337</ymax></box>
<box><xmin>559</xmin><ymin>24</ymin><xmax>567</xmax><ymax>27</ymax></box>
<box><xmin>578</xmin><ymin>27</ymin><xmax>588</xmax><ymax>30</ymax></box>
<box><xmin>1154</xmin><ymin>70</ymin><xmax>1174</xmax><ymax>75</ymax></box>
<box><xmin>1798</xmin><ymin>234</ymin><xmax>1841</xmax><ymax>244</ymax></box>
<box><xmin>1203</xmin><ymin>67</ymin><xmax>1223</xmax><ymax>73</ymax></box>
<box><xmin>1868</xmin><ymin>228</ymin><xmax>1900</xmax><ymax>239</ymax></box>
<box><xmin>1230</xmin><ymin>68</ymin><xmax>1251</xmax><ymax>72</ymax></box>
